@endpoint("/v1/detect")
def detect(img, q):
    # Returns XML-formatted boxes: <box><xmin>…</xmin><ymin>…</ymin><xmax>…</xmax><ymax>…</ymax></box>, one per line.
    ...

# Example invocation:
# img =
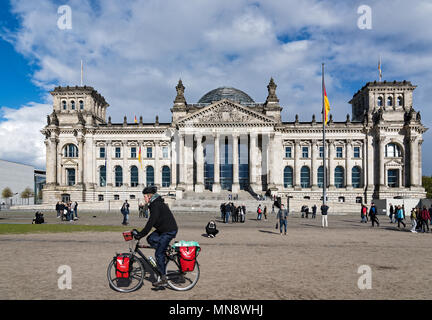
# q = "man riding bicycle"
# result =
<box><xmin>132</xmin><ymin>186</ymin><xmax>178</xmax><ymax>287</ymax></box>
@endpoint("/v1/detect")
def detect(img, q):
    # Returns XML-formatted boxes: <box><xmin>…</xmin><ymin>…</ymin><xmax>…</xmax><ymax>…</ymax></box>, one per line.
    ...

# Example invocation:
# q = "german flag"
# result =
<box><xmin>323</xmin><ymin>81</ymin><xmax>330</xmax><ymax>125</ymax></box>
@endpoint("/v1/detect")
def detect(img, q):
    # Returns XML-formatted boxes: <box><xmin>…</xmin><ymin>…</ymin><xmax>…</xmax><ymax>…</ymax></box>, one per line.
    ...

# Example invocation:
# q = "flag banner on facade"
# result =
<box><xmin>138</xmin><ymin>146</ymin><xmax>143</xmax><ymax>168</ymax></box>
<box><xmin>134</xmin><ymin>115</ymin><xmax>138</xmax><ymax>123</ymax></box>
<box><xmin>323</xmin><ymin>81</ymin><xmax>331</xmax><ymax>125</ymax></box>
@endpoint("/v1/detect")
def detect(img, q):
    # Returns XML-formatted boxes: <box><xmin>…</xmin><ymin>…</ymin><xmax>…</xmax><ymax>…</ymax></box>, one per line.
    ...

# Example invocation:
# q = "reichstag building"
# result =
<box><xmin>41</xmin><ymin>78</ymin><xmax>427</xmax><ymax>204</ymax></box>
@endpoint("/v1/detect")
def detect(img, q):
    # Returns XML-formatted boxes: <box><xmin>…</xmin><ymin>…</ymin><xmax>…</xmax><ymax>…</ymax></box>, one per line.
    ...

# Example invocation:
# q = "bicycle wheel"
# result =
<box><xmin>107</xmin><ymin>256</ymin><xmax>145</xmax><ymax>293</ymax></box>
<box><xmin>165</xmin><ymin>257</ymin><xmax>200</xmax><ymax>291</ymax></box>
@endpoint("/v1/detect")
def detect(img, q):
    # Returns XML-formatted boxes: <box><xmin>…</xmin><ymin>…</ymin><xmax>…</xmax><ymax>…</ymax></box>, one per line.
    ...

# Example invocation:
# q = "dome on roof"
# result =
<box><xmin>198</xmin><ymin>87</ymin><xmax>255</xmax><ymax>104</ymax></box>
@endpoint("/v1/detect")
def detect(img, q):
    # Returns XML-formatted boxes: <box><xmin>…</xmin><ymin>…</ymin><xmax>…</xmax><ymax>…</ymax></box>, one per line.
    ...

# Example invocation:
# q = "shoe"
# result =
<box><xmin>152</xmin><ymin>276</ymin><xmax>167</xmax><ymax>287</ymax></box>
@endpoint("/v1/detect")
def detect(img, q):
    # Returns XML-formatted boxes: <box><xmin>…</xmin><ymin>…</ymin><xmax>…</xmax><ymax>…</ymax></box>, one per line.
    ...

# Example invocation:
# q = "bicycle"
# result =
<box><xmin>107</xmin><ymin>231</ymin><xmax>200</xmax><ymax>293</ymax></box>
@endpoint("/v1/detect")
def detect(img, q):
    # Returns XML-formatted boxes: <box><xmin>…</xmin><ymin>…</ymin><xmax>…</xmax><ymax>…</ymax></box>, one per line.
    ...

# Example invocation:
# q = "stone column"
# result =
<box><xmin>154</xmin><ymin>141</ymin><xmax>161</xmax><ymax>188</ymax></box>
<box><xmin>77</xmin><ymin>137</ymin><xmax>85</xmax><ymax>185</ymax></box>
<box><xmin>311</xmin><ymin>140</ymin><xmax>318</xmax><ymax>189</ymax></box>
<box><xmin>213</xmin><ymin>133</ymin><xmax>221</xmax><ymax>193</ymax></box>
<box><xmin>249</xmin><ymin>132</ymin><xmax>258</xmax><ymax>190</ymax></box>
<box><xmin>184</xmin><ymin>134</ymin><xmax>194</xmax><ymax>191</ymax></box>
<box><xmin>195</xmin><ymin>133</ymin><xmax>204</xmax><ymax>192</ymax></box>
<box><xmin>294</xmin><ymin>140</ymin><xmax>301</xmax><ymax>189</ymax></box>
<box><xmin>122</xmin><ymin>141</ymin><xmax>128</xmax><ymax>187</ymax></box>
<box><xmin>379</xmin><ymin>137</ymin><xmax>386</xmax><ymax>187</ymax></box>
<box><xmin>106</xmin><ymin>141</ymin><xmax>113</xmax><ymax>187</ymax></box>
<box><xmin>346</xmin><ymin>140</ymin><xmax>352</xmax><ymax>189</ymax></box>
<box><xmin>418</xmin><ymin>139</ymin><xmax>423</xmax><ymax>186</ymax></box>
<box><xmin>171</xmin><ymin>136</ymin><xmax>177</xmax><ymax>188</ymax></box>
<box><xmin>328</xmin><ymin>141</ymin><xmax>335</xmax><ymax>188</ymax></box>
<box><xmin>138</xmin><ymin>141</ymin><xmax>145</xmax><ymax>188</ymax></box>
<box><xmin>178</xmin><ymin>133</ymin><xmax>185</xmax><ymax>187</ymax></box>
<box><xmin>45</xmin><ymin>137</ymin><xmax>58</xmax><ymax>186</ymax></box>
<box><xmin>410</xmin><ymin>136</ymin><xmax>418</xmax><ymax>187</ymax></box>
<box><xmin>366</xmin><ymin>133</ymin><xmax>374</xmax><ymax>190</ymax></box>
<box><xmin>232</xmin><ymin>133</ymin><xmax>240</xmax><ymax>193</ymax></box>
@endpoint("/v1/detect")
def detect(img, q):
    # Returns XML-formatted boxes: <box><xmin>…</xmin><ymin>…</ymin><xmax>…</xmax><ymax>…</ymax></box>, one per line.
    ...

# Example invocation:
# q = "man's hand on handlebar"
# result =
<box><xmin>131</xmin><ymin>229</ymin><xmax>141</xmax><ymax>240</ymax></box>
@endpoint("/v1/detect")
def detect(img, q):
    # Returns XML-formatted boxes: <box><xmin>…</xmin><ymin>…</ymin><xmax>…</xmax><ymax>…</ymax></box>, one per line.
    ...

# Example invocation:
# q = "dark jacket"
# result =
<box><xmin>137</xmin><ymin>196</ymin><xmax>178</xmax><ymax>238</ymax></box>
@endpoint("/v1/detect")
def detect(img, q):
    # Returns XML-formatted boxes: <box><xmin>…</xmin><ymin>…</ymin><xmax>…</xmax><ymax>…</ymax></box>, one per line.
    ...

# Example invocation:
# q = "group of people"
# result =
<box><xmin>227</xmin><ymin>194</ymin><xmax>239</xmax><ymax>201</ymax></box>
<box><xmin>256</xmin><ymin>204</ymin><xmax>268</xmax><ymax>220</ymax></box>
<box><xmin>220</xmin><ymin>202</ymin><xmax>246</xmax><ymax>223</ymax></box>
<box><xmin>409</xmin><ymin>205</ymin><xmax>431</xmax><ymax>233</ymax></box>
<box><xmin>138</xmin><ymin>201</ymin><xmax>149</xmax><ymax>218</ymax></box>
<box><xmin>55</xmin><ymin>201</ymin><xmax>78</xmax><ymax>222</ymax></box>
<box><xmin>300</xmin><ymin>204</ymin><xmax>317</xmax><ymax>219</ymax></box>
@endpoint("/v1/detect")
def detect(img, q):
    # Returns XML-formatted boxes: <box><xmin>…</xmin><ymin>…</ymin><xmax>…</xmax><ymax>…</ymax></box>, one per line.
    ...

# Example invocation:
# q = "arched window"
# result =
<box><xmin>64</xmin><ymin>144</ymin><xmax>78</xmax><ymax>158</ymax></box>
<box><xmin>352</xmin><ymin>166</ymin><xmax>361</xmax><ymax>188</ymax></box>
<box><xmin>385</xmin><ymin>143</ymin><xmax>402</xmax><ymax>158</ymax></box>
<box><xmin>335</xmin><ymin>166</ymin><xmax>345</xmax><ymax>188</ymax></box>
<box><xmin>386</xmin><ymin>96</ymin><xmax>392</xmax><ymax>107</ymax></box>
<box><xmin>300</xmin><ymin>166</ymin><xmax>310</xmax><ymax>188</ymax></box>
<box><xmin>71</xmin><ymin>101</ymin><xmax>75</xmax><ymax>110</ymax></box>
<box><xmin>397</xmin><ymin>96</ymin><xmax>403</xmax><ymax>106</ymax></box>
<box><xmin>283</xmin><ymin>166</ymin><xmax>293</xmax><ymax>188</ymax></box>
<box><xmin>377</xmin><ymin>96</ymin><xmax>383</xmax><ymax>107</ymax></box>
<box><xmin>317</xmin><ymin>166</ymin><xmax>328</xmax><ymax>188</ymax></box>
<box><xmin>162</xmin><ymin>166</ymin><xmax>171</xmax><ymax>187</ymax></box>
<box><xmin>62</xmin><ymin>100</ymin><xmax>67</xmax><ymax>110</ymax></box>
<box><xmin>130</xmin><ymin>166</ymin><xmax>138</xmax><ymax>187</ymax></box>
<box><xmin>79</xmin><ymin>100</ymin><xmax>84</xmax><ymax>110</ymax></box>
<box><xmin>115</xmin><ymin>166</ymin><xmax>123</xmax><ymax>187</ymax></box>
<box><xmin>99</xmin><ymin>165</ymin><xmax>106</xmax><ymax>187</ymax></box>
<box><xmin>146</xmin><ymin>166</ymin><xmax>154</xmax><ymax>186</ymax></box>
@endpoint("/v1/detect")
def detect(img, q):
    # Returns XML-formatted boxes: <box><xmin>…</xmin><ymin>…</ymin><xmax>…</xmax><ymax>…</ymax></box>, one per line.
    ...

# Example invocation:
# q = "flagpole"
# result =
<box><xmin>81</xmin><ymin>60</ymin><xmax>83</xmax><ymax>86</ymax></box>
<box><xmin>322</xmin><ymin>63</ymin><xmax>327</xmax><ymax>208</ymax></box>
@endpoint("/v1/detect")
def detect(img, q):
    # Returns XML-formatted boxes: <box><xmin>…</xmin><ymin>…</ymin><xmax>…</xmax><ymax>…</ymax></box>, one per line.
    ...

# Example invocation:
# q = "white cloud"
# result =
<box><xmin>1</xmin><ymin>0</ymin><xmax>432</xmax><ymax>174</ymax></box>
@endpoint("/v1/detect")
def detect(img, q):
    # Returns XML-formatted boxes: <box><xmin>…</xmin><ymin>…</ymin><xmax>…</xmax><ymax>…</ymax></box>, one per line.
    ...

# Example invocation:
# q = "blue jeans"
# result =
<box><xmin>279</xmin><ymin>219</ymin><xmax>287</xmax><ymax>233</ymax></box>
<box><xmin>225</xmin><ymin>211</ymin><xmax>230</xmax><ymax>223</ymax></box>
<box><xmin>74</xmin><ymin>208</ymin><xmax>78</xmax><ymax>218</ymax></box>
<box><xmin>122</xmin><ymin>212</ymin><xmax>129</xmax><ymax>224</ymax></box>
<box><xmin>147</xmin><ymin>230</ymin><xmax>177</xmax><ymax>275</ymax></box>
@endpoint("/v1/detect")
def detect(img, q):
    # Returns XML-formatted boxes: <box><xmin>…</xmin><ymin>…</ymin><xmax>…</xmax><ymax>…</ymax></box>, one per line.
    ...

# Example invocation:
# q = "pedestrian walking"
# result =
<box><xmin>395</xmin><ymin>205</ymin><xmax>406</xmax><ymax>229</ymax></box>
<box><xmin>420</xmin><ymin>206</ymin><xmax>430</xmax><ymax>233</ymax></box>
<box><xmin>410</xmin><ymin>208</ymin><xmax>417</xmax><ymax>233</ymax></box>
<box><xmin>389</xmin><ymin>203</ymin><xmax>394</xmax><ymax>223</ymax></box>
<box><xmin>360</xmin><ymin>204</ymin><xmax>368</xmax><ymax>223</ymax></box>
<box><xmin>263</xmin><ymin>206</ymin><xmax>268</xmax><ymax>220</ymax></box>
<box><xmin>73</xmin><ymin>201</ymin><xmax>78</xmax><ymax>220</ymax></box>
<box><xmin>224</xmin><ymin>203</ymin><xmax>231</xmax><ymax>223</ymax></box>
<box><xmin>301</xmin><ymin>205</ymin><xmax>305</xmax><ymax>218</ymax></box>
<box><xmin>121</xmin><ymin>200</ymin><xmax>130</xmax><ymax>225</ymax></box>
<box><xmin>138</xmin><ymin>201</ymin><xmax>145</xmax><ymax>218</ymax></box>
<box><xmin>257</xmin><ymin>204</ymin><xmax>263</xmax><ymax>220</ymax></box>
<box><xmin>369</xmin><ymin>202</ymin><xmax>380</xmax><ymax>227</ymax></box>
<box><xmin>305</xmin><ymin>205</ymin><xmax>309</xmax><ymax>219</ymax></box>
<box><xmin>320</xmin><ymin>204</ymin><xmax>329</xmax><ymax>228</ymax></box>
<box><xmin>312</xmin><ymin>204</ymin><xmax>317</xmax><ymax>219</ymax></box>
<box><xmin>55</xmin><ymin>202</ymin><xmax>61</xmax><ymax>218</ymax></box>
<box><xmin>277</xmin><ymin>204</ymin><xmax>288</xmax><ymax>235</ymax></box>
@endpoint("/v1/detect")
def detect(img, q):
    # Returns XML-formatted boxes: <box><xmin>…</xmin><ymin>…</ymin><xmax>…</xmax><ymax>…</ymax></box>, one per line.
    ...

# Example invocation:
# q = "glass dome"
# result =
<box><xmin>198</xmin><ymin>87</ymin><xmax>255</xmax><ymax>104</ymax></box>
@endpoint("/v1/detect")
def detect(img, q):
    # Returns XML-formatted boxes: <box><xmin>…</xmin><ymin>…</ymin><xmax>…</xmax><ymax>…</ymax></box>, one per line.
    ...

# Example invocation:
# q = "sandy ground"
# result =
<box><xmin>0</xmin><ymin>209</ymin><xmax>431</xmax><ymax>300</ymax></box>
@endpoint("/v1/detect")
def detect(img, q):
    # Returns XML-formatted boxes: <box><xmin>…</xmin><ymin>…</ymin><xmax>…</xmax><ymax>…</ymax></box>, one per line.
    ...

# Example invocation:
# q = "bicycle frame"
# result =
<box><xmin>128</xmin><ymin>239</ymin><xmax>181</xmax><ymax>280</ymax></box>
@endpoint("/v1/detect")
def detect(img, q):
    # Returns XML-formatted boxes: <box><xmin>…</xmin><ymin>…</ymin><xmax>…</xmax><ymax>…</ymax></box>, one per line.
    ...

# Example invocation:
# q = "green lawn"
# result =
<box><xmin>0</xmin><ymin>224</ymin><xmax>131</xmax><ymax>235</ymax></box>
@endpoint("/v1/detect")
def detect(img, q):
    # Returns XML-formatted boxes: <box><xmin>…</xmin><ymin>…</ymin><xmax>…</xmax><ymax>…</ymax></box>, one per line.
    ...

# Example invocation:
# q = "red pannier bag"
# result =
<box><xmin>178</xmin><ymin>246</ymin><xmax>198</xmax><ymax>272</ymax></box>
<box><xmin>115</xmin><ymin>254</ymin><xmax>132</xmax><ymax>278</ymax></box>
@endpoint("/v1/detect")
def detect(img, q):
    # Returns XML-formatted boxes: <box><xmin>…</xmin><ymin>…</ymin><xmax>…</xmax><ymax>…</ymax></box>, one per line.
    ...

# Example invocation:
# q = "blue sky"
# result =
<box><xmin>0</xmin><ymin>0</ymin><xmax>431</xmax><ymax>175</ymax></box>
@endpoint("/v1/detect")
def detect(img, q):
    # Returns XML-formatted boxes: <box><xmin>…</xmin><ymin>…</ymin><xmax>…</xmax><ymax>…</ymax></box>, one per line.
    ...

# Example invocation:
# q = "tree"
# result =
<box><xmin>422</xmin><ymin>176</ymin><xmax>432</xmax><ymax>199</ymax></box>
<box><xmin>21</xmin><ymin>187</ymin><xmax>34</xmax><ymax>205</ymax></box>
<box><xmin>2</xmin><ymin>187</ymin><xmax>13</xmax><ymax>205</ymax></box>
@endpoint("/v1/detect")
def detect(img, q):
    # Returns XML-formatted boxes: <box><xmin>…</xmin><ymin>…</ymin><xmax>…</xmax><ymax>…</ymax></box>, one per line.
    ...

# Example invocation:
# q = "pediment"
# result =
<box><xmin>385</xmin><ymin>159</ymin><xmax>403</xmax><ymax>167</ymax></box>
<box><xmin>177</xmin><ymin>99</ymin><xmax>276</xmax><ymax>126</ymax></box>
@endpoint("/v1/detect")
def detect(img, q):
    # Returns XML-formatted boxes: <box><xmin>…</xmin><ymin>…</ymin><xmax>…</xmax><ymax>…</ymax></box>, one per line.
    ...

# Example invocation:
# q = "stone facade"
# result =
<box><xmin>41</xmin><ymin>79</ymin><xmax>427</xmax><ymax>205</ymax></box>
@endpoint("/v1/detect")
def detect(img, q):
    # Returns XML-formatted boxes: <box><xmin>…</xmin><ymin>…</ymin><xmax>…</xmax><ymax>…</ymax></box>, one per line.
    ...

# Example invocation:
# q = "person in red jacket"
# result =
<box><xmin>420</xmin><ymin>206</ymin><xmax>430</xmax><ymax>233</ymax></box>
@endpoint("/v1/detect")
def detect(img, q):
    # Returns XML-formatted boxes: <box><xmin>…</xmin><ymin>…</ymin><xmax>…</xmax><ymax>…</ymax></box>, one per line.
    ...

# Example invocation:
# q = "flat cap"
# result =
<box><xmin>142</xmin><ymin>185</ymin><xmax>157</xmax><ymax>194</ymax></box>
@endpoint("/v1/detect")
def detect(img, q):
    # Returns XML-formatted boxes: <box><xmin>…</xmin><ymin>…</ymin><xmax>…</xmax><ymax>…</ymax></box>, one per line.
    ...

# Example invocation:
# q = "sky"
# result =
<box><xmin>0</xmin><ymin>0</ymin><xmax>431</xmax><ymax>174</ymax></box>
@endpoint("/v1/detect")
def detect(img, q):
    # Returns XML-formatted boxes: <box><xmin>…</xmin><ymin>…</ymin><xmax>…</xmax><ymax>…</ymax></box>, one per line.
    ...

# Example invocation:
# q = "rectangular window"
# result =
<box><xmin>319</xmin><ymin>146</ymin><xmax>324</xmax><ymax>158</ymax></box>
<box><xmin>162</xmin><ymin>146</ymin><xmax>169</xmax><ymax>158</ymax></box>
<box><xmin>67</xmin><ymin>168</ymin><xmax>75</xmax><ymax>186</ymax></box>
<box><xmin>98</xmin><ymin>195</ymin><xmax>104</xmax><ymax>201</ymax></box>
<box><xmin>302</xmin><ymin>146</ymin><xmax>309</xmax><ymax>158</ymax></box>
<box><xmin>99</xmin><ymin>147</ymin><xmax>106</xmax><ymax>159</ymax></box>
<box><xmin>146</xmin><ymin>147</ymin><xmax>153</xmax><ymax>158</ymax></box>
<box><xmin>131</xmin><ymin>147</ymin><xmax>137</xmax><ymax>158</ymax></box>
<box><xmin>115</xmin><ymin>147</ymin><xmax>121</xmax><ymax>158</ymax></box>
<box><xmin>285</xmin><ymin>146</ymin><xmax>292</xmax><ymax>158</ymax></box>
<box><xmin>114</xmin><ymin>195</ymin><xmax>120</xmax><ymax>200</ymax></box>
<box><xmin>336</xmin><ymin>146</ymin><xmax>343</xmax><ymax>158</ymax></box>
<box><xmin>388</xmin><ymin>169</ymin><xmax>399</xmax><ymax>188</ymax></box>
<box><xmin>353</xmin><ymin>146</ymin><xmax>360</xmax><ymax>158</ymax></box>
